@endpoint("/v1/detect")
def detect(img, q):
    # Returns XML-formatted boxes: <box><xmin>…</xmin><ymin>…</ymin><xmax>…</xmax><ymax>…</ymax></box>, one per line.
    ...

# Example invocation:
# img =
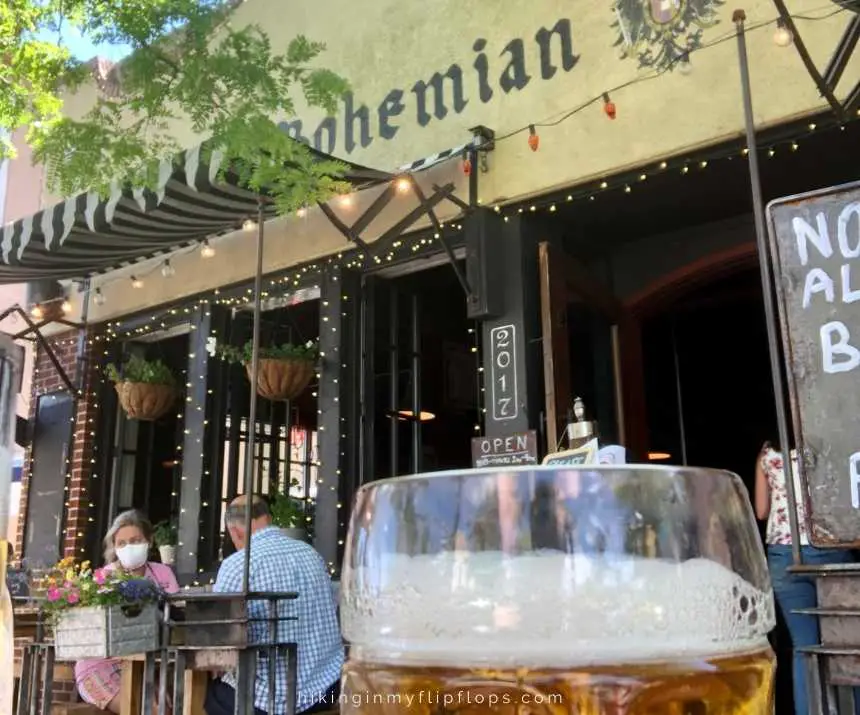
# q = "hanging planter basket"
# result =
<box><xmin>115</xmin><ymin>381</ymin><xmax>176</xmax><ymax>421</ymax></box>
<box><xmin>246</xmin><ymin>358</ymin><xmax>314</xmax><ymax>401</ymax></box>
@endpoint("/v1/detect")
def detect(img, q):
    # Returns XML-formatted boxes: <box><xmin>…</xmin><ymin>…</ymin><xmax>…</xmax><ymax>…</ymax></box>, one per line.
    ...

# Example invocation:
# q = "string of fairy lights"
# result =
<box><xmin>74</xmin><ymin>2</ymin><xmax>855</xmax><ymax>309</ymax></box>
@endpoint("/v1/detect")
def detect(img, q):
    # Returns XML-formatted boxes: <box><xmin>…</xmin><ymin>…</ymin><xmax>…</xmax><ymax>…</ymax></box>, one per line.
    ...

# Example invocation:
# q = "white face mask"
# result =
<box><xmin>116</xmin><ymin>543</ymin><xmax>149</xmax><ymax>571</ymax></box>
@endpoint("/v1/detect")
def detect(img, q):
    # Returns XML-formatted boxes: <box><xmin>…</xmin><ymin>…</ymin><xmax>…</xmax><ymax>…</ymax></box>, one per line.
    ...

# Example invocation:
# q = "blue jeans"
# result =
<box><xmin>768</xmin><ymin>544</ymin><xmax>856</xmax><ymax>715</ymax></box>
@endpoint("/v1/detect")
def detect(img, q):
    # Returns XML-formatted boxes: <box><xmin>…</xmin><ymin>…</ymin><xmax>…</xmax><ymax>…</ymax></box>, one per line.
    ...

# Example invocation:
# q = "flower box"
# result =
<box><xmin>53</xmin><ymin>603</ymin><xmax>161</xmax><ymax>660</ymax></box>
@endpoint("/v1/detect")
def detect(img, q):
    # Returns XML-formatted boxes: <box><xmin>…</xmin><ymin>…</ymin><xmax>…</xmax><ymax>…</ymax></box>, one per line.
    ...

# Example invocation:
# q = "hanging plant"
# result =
<box><xmin>105</xmin><ymin>355</ymin><xmax>177</xmax><ymax>421</ymax></box>
<box><xmin>216</xmin><ymin>339</ymin><xmax>318</xmax><ymax>401</ymax></box>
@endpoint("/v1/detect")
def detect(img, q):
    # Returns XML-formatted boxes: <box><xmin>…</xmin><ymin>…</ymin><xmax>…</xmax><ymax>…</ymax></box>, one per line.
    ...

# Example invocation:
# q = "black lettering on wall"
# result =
<box><xmin>473</xmin><ymin>39</ymin><xmax>494</xmax><ymax>103</ymax></box>
<box><xmin>378</xmin><ymin>89</ymin><xmax>405</xmax><ymax>140</ymax></box>
<box><xmin>279</xmin><ymin>119</ymin><xmax>309</xmax><ymax>145</ymax></box>
<box><xmin>535</xmin><ymin>19</ymin><xmax>578</xmax><ymax>80</ymax></box>
<box><xmin>499</xmin><ymin>39</ymin><xmax>531</xmax><ymax>93</ymax></box>
<box><xmin>344</xmin><ymin>92</ymin><xmax>372</xmax><ymax>153</ymax></box>
<box><xmin>314</xmin><ymin>116</ymin><xmax>338</xmax><ymax>155</ymax></box>
<box><xmin>411</xmin><ymin>65</ymin><xmax>468</xmax><ymax>127</ymax></box>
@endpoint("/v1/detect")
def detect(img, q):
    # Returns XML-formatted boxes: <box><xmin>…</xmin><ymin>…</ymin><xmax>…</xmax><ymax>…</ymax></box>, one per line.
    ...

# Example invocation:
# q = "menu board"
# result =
<box><xmin>767</xmin><ymin>180</ymin><xmax>860</xmax><ymax>546</ymax></box>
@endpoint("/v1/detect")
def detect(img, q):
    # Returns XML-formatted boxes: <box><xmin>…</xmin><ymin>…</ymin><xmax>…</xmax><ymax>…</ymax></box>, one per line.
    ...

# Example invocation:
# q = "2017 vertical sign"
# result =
<box><xmin>490</xmin><ymin>324</ymin><xmax>518</xmax><ymax>422</ymax></box>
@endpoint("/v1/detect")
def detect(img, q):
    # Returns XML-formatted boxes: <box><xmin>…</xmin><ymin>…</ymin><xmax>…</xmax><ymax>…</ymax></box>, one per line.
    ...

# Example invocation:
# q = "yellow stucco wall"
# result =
<box><xmin>56</xmin><ymin>0</ymin><xmax>858</xmax><ymax>322</ymax></box>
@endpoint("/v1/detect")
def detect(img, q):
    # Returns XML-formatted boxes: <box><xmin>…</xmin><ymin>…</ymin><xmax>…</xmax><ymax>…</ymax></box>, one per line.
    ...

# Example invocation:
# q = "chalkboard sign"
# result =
<box><xmin>767</xmin><ymin>180</ymin><xmax>860</xmax><ymax>546</ymax></box>
<box><xmin>6</xmin><ymin>568</ymin><xmax>30</xmax><ymax>600</ymax></box>
<box><xmin>471</xmin><ymin>431</ymin><xmax>538</xmax><ymax>468</ymax></box>
<box><xmin>542</xmin><ymin>438</ymin><xmax>599</xmax><ymax>466</ymax></box>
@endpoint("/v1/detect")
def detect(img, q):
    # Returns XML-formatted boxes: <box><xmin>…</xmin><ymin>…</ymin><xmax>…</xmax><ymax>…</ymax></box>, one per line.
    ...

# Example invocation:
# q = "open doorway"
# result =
<box><xmin>363</xmin><ymin>262</ymin><xmax>478</xmax><ymax>480</ymax></box>
<box><xmin>641</xmin><ymin>268</ymin><xmax>777</xmax><ymax>480</ymax></box>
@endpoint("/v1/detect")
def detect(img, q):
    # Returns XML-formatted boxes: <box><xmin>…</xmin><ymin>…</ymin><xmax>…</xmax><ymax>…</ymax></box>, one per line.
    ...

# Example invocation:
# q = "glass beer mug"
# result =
<box><xmin>341</xmin><ymin>466</ymin><xmax>776</xmax><ymax>713</ymax></box>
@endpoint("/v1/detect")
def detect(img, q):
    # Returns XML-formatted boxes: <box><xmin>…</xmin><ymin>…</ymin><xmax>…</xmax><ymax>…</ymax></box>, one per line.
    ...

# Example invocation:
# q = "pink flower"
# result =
<box><xmin>93</xmin><ymin>569</ymin><xmax>107</xmax><ymax>585</ymax></box>
<box><xmin>46</xmin><ymin>587</ymin><xmax>61</xmax><ymax>602</ymax></box>
<box><xmin>65</xmin><ymin>590</ymin><xmax>80</xmax><ymax>605</ymax></box>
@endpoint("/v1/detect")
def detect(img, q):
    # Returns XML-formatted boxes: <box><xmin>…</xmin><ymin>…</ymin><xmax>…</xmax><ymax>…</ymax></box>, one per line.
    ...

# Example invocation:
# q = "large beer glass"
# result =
<box><xmin>341</xmin><ymin>466</ymin><xmax>775</xmax><ymax>713</ymax></box>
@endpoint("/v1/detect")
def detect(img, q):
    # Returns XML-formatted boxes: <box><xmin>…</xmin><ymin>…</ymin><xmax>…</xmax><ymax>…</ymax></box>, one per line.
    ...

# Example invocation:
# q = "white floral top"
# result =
<box><xmin>762</xmin><ymin>448</ymin><xmax>809</xmax><ymax>546</ymax></box>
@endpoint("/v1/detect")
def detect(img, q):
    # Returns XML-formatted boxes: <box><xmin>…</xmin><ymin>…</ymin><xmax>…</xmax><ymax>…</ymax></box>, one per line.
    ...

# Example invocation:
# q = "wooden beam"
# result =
<box><xmin>538</xmin><ymin>242</ymin><xmax>572</xmax><ymax>452</ymax></box>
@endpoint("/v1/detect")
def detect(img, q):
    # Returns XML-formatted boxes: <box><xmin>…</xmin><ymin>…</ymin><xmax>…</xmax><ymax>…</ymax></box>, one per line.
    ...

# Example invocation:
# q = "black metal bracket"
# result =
<box><xmin>0</xmin><ymin>304</ymin><xmax>78</xmax><ymax>394</ymax></box>
<box><xmin>772</xmin><ymin>0</ymin><xmax>859</xmax><ymax>119</ymax></box>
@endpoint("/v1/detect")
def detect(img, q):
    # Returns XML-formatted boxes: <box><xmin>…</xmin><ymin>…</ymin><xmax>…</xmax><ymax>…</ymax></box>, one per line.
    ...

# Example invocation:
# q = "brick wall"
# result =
<box><xmin>14</xmin><ymin>328</ymin><xmax>103</xmax><ymax>707</ymax></box>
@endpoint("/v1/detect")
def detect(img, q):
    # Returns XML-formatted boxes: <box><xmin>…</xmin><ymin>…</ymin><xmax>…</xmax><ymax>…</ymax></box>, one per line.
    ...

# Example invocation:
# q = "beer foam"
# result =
<box><xmin>341</xmin><ymin>551</ymin><xmax>775</xmax><ymax>668</ymax></box>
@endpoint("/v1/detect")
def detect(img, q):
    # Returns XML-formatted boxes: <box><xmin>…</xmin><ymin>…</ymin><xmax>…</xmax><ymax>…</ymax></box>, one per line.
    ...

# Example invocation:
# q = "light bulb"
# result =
<box><xmin>161</xmin><ymin>260</ymin><xmax>175</xmax><ymax>278</ymax></box>
<box><xmin>677</xmin><ymin>53</ymin><xmax>693</xmax><ymax>75</ymax></box>
<box><xmin>242</xmin><ymin>218</ymin><xmax>256</xmax><ymax>232</ymax></box>
<box><xmin>61</xmin><ymin>299</ymin><xmax>72</xmax><ymax>313</ymax></box>
<box><xmin>30</xmin><ymin>305</ymin><xmax>43</xmax><ymax>320</ymax></box>
<box><xmin>131</xmin><ymin>276</ymin><xmax>144</xmax><ymax>289</ymax></box>
<box><xmin>338</xmin><ymin>194</ymin><xmax>353</xmax><ymax>208</ymax></box>
<box><xmin>395</xmin><ymin>177</ymin><xmax>412</xmax><ymax>193</ymax></box>
<box><xmin>201</xmin><ymin>240</ymin><xmax>215</xmax><ymax>259</ymax></box>
<box><xmin>93</xmin><ymin>289</ymin><xmax>106</xmax><ymax>306</ymax></box>
<box><xmin>774</xmin><ymin>20</ymin><xmax>793</xmax><ymax>47</ymax></box>
<box><xmin>296</xmin><ymin>206</ymin><xmax>307</xmax><ymax>218</ymax></box>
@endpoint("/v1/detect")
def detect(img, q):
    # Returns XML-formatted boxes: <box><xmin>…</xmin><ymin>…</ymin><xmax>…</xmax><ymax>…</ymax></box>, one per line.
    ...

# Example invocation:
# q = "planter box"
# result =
<box><xmin>53</xmin><ymin>603</ymin><xmax>160</xmax><ymax>660</ymax></box>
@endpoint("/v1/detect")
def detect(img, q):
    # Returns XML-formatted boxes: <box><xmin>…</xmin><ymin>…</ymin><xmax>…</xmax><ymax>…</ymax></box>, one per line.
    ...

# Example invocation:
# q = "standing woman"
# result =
<box><xmin>755</xmin><ymin>441</ymin><xmax>855</xmax><ymax>715</ymax></box>
<box><xmin>74</xmin><ymin>510</ymin><xmax>179</xmax><ymax>713</ymax></box>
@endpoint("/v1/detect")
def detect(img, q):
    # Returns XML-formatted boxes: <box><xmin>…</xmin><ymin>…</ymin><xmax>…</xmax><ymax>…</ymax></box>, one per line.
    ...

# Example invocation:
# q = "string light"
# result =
<box><xmin>602</xmin><ymin>93</ymin><xmax>616</xmax><ymax>120</ymax></box>
<box><xmin>30</xmin><ymin>305</ymin><xmax>43</xmax><ymax>320</ymax></box>
<box><xmin>461</xmin><ymin>151</ymin><xmax>472</xmax><ymax>176</ymax></box>
<box><xmin>395</xmin><ymin>177</ymin><xmax>412</xmax><ymax>193</ymax></box>
<box><xmin>677</xmin><ymin>52</ymin><xmax>693</xmax><ymax>75</ymax></box>
<box><xmin>200</xmin><ymin>240</ymin><xmax>216</xmax><ymax>258</ymax></box>
<box><xmin>528</xmin><ymin>125</ymin><xmax>540</xmax><ymax>151</ymax></box>
<box><xmin>161</xmin><ymin>259</ymin><xmax>175</xmax><ymax>278</ymax></box>
<box><xmin>61</xmin><ymin>299</ymin><xmax>72</xmax><ymax>313</ymax></box>
<box><xmin>242</xmin><ymin>218</ymin><xmax>257</xmax><ymax>232</ymax></box>
<box><xmin>93</xmin><ymin>287</ymin><xmax>106</xmax><ymax>306</ymax></box>
<box><xmin>337</xmin><ymin>194</ymin><xmax>353</xmax><ymax>208</ymax></box>
<box><xmin>131</xmin><ymin>275</ymin><xmax>144</xmax><ymax>289</ymax></box>
<box><xmin>296</xmin><ymin>206</ymin><xmax>308</xmax><ymax>218</ymax></box>
<box><xmin>773</xmin><ymin>18</ymin><xmax>793</xmax><ymax>47</ymax></box>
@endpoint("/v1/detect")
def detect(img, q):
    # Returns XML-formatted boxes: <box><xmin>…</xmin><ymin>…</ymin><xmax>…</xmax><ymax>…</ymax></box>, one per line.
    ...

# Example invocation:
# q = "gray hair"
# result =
<box><xmin>103</xmin><ymin>510</ymin><xmax>153</xmax><ymax>564</ymax></box>
<box><xmin>224</xmin><ymin>496</ymin><xmax>270</xmax><ymax>528</ymax></box>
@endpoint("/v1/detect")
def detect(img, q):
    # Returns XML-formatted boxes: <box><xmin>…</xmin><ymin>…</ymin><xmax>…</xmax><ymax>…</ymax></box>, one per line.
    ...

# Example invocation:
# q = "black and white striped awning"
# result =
<box><xmin>0</xmin><ymin>141</ymin><xmax>393</xmax><ymax>284</ymax></box>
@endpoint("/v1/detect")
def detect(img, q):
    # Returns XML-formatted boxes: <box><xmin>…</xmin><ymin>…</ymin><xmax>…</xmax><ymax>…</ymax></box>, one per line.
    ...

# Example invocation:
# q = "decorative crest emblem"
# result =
<box><xmin>611</xmin><ymin>0</ymin><xmax>724</xmax><ymax>71</ymax></box>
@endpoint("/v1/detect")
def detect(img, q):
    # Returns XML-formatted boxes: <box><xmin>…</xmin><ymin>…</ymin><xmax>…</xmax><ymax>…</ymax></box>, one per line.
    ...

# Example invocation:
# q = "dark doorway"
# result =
<box><xmin>641</xmin><ymin>266</ymin><xmax>792</xmax><ymax>712</ymax></box>
<box><xmin>363</xmin><ymin>263</ymin><xmax>478</xmax><ymax>480</ymax></box>
<box><xmin>23</xmin><ymin>392</ymin><xmax>74</xmax><ymax>569</ymax></box>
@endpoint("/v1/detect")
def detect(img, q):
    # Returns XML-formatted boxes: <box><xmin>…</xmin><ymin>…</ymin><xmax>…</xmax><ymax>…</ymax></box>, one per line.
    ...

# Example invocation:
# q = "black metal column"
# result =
<box><xmin>476</xmin><ymin>213</ymin><xmax>543</xmax><ymax>437</ymax></box>
<box><xmin>176</xmin><ymin>304</ymin><xmax>212</xmax><ymax>582</ymax></box>
<box><xmin>316</xmin><ymin>264</ymin><xmax>360</xmax><ymax>574</ymax></box>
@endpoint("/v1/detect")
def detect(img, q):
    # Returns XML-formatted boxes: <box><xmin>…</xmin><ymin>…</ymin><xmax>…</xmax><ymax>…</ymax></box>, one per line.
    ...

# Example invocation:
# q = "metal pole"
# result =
<box><xmin>389</xmin><ymin>290</ymin><xmax>399</xmax><ymax>478</ymax></box>
<box><xmin>410</xmin><ymin>293</ymin><xmax>421</xmax><ymax>473</ymax></box>
<box><xmin>734</xmin><ymin>9</ymin><xmax>802</xmax><ymax>566</ymax></box>
<box><xmin>243</xmin><ymin>201</ymin><xmax>265</xmax><ymax>593</ymax></box>
<box><xmin>671</xmin><ymin>320</ymin><xmax>688</xmax><ymax>466</ymax></box>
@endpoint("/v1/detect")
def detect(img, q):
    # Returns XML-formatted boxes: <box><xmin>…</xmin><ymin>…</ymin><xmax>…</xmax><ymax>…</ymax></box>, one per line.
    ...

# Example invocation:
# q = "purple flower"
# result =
<box><xmin>117</xmin><ymin>578</ymin><xmax>161</xmax><ymax>604</ymax></box>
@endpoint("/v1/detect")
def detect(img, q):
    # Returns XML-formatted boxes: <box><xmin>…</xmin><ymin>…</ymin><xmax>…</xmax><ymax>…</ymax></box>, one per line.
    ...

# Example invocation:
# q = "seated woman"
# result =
<box><xmin>74</xmin><ymin>510</ymin><xmax>179</xmax><ymax>713</ymax></box>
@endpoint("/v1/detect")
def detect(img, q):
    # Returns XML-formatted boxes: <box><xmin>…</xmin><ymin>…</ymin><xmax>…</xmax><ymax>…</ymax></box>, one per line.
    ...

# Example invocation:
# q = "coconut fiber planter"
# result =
<box><xmin>115</xmin><ymin>381</ymin><xmax>176</xmax><ymax>421</ymax></box>
<box><xmin>53</xmin><ymin>603</ymin><xmax>160</xmax><ymax>660</ymax></box>
<box><xmin>246</xmin><ymin>358</ymin><xmax>314</xmax><ymax>401</ymax></box>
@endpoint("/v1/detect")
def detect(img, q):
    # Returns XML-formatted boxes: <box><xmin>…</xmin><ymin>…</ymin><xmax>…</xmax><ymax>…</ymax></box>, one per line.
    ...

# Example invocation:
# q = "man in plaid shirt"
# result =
<box><xmin>205</xmin><ymin>495</ymin><xmax>344</xmax><ymax>715</ymax></box>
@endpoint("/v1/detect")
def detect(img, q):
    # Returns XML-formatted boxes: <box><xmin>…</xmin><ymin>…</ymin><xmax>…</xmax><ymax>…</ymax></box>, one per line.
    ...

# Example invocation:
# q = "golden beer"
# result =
<box><xmin>342</xmin><ymin>649</ymin><xmax>775</xmax><ymax>714</ymax></box>
<box><xmin>341</xmin><ymin>467</ymin><xmax>777</xmax><ymax>715</ymax></box>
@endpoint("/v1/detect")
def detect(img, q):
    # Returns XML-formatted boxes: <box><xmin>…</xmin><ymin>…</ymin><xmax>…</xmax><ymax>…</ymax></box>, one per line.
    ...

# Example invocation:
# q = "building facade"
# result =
<box><xmin>4</xmin><ymin>0</ymin><xmax>859</xmax><ymax>582</ymax></box>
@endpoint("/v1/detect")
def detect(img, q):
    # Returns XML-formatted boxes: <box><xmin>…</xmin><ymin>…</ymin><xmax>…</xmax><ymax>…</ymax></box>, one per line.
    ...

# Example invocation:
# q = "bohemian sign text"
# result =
<box><xmin>767</xmin><ymin>181</ymin><xmax>860</xmax><ymax>546</ymax></box>
<box><xmin>490</xmin><ymin>324</ymin><xmax>518</xmax><ymax>422</ymax></box>
<box><xmin>471</xmin><ymin>430</ymin><xmax>538</xmax><ymax>468</ymax></box>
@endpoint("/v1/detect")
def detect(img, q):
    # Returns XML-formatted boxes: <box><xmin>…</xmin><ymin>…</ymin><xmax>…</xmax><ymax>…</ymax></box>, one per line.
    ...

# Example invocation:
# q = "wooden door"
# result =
<box><xmin>538</xmin><ymin>242</ymin><xmax>647</xmax><ymax>457</ymax></box>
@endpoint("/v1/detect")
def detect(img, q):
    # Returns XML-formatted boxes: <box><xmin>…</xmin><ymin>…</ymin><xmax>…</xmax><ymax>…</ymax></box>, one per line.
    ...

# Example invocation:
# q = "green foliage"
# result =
<box><xmin>216</xmin><ymin>339</ymin><xmax>318</xmax><ymax>366</ymax></box>
<box><xmin>2</xmin><ymin>0</ymin><xmax>352</xmax><ymax>214</ymax></box>
<box><xmin>270</xmin><ymin>478</ymin><xmax>306</xmax><ymax>529</ymax></box>
<box><xmin>105</xmin><ymin>354</ymin><xmax>176</xmax><ymax>386</ymax></box>
<box><xmin>153</xmin><ymin>520</ymin><xmax>177</xmax><ymax>547</ymax></box>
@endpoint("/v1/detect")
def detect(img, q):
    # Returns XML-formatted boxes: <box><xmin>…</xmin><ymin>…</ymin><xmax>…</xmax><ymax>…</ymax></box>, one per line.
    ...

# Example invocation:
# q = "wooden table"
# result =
<box><xmin>119</xmin><ymin>651</ymin><xmax>238</xmax><ymax>715</ymax></box>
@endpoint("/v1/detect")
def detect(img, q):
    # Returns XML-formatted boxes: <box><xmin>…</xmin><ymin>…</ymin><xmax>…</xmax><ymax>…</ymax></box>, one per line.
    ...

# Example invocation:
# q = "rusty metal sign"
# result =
<box><xmin>767</xmin><ymin>179</ymin><xmax>860</xmax><ymax>546</ymax></box>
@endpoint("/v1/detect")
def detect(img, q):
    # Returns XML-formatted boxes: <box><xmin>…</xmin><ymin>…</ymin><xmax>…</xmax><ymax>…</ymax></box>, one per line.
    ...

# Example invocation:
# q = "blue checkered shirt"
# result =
<box><xmin>214</xmin><ymin>527</ymin><xmax>344</xmax><ymax>714</ymax></box>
